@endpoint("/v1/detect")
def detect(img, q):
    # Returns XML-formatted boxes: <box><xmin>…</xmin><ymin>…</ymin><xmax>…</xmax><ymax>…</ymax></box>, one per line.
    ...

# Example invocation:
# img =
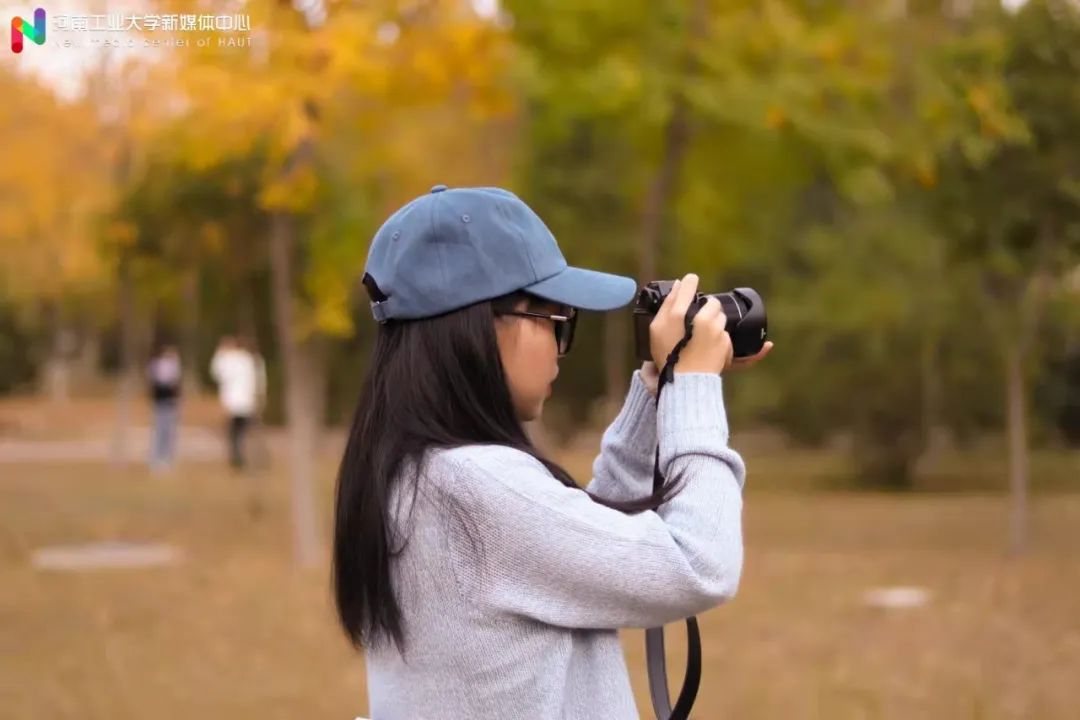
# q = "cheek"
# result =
<box><xmin>514</xmin><ymin>340</ymin><xmax>550</xmax><ymax>389</ymax></box>
<box><xmin>528</xmin><ymin>325</ymin><xmax>558</xmax><ymax>370</ymax></box>
<box><xmin>498</xmin><ymin>337</ymin><xmax>533</xmax><ymax>397</ymax></box>
<box><xmin>498</xmin><ymin>322</ymin><xmax>556</xmax><ymax>406</ymax></box>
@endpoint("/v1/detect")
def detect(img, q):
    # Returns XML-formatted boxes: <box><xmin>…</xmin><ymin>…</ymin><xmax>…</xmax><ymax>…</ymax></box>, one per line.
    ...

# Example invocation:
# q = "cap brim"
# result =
<box><xmin>522</xmin><ymin>266</ymin><xmax>638</xmax><ymax>312</ymax></box>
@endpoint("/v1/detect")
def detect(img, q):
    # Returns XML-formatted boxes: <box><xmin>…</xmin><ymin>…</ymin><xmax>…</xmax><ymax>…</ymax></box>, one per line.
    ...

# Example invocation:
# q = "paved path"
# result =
<box><xmin>0</xmin><ymin>426</ymin><xmax>225</xmax><ymax>463</ymax></box>
<box><xmin>0</xmin><ymin>426</ymin><xmax>346</xmax><ymax>464</ymax></box>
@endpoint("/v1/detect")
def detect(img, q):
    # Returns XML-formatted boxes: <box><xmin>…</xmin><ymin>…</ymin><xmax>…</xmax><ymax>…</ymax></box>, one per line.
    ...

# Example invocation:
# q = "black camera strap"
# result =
<box><xmin>646</xmin><ymin>297</ymin><xmax>706</xmax><ymax>720</ymax></box>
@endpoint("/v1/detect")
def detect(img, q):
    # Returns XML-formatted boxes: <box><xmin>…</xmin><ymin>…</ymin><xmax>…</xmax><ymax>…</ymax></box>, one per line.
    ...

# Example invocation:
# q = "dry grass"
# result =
<box><xmin>0</xmin><ymin>461</ymin><xmax>359</xmax><ymax>720</ymax></box>
<box><xmin>2</xmin><ymin>403</ymin><xmax>1079</xmax><ymax>719</ymax></box>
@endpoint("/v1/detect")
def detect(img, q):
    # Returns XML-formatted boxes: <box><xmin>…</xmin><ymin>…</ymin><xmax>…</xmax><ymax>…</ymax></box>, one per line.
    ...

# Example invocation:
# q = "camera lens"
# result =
<box><xmin>632</xmin><ymin>282</ymin><xmax>767</xmax><ymax>361</ymax></box>
<box><xmin>716</xmin><ymin>289</ymin><xmax>766</xmax><ymax>358</ymax></box>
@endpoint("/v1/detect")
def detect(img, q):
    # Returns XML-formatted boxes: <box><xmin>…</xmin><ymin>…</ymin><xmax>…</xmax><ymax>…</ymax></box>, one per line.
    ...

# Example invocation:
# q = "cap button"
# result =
<box><xmin>430</xmin><ymin>184</ymin><xmax>448</xmax><ymax>193</ymax></box>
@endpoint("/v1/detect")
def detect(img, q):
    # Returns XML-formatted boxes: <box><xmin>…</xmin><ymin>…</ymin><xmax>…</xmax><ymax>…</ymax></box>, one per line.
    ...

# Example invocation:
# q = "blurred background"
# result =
<box><xmin>1</xmin><ymin>0</ymin><xmax>1078</xmax><ymax>718</ymax></box>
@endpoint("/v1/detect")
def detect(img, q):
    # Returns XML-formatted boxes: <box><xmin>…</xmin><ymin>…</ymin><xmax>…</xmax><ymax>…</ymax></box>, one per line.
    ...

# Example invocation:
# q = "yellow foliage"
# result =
<box><xmin>813</xmin><ymin>35</ymin><xmax>844</xmax><ymax>64</ymax></box>
<box><xmin>2</xmin><ymin>0</ymin><xmax>516</xmax><ymax>320</ymax></box>
<box><xmin>199</xmin><ymin>222</ymin><xmax>226</xmax><ymax>250</ymax></box>
<box><xmin>0</xmin><ymin>67</ymin><xmax>115</xmax><ymax>302</ymax></box>
<box><xmin>259</xmin><ymin>165</ymin><xmax>320</xmax><ymax>213</ymax></box>
<box><xmin>966</xmin><ymin>85</ymin><xmax>991</xmax><ymax>113</ymax></box>
<box><xmin>107</xmin><ymin>221</ymin><xmax>139</xmax><ymax>248</ymax></box>
<box><xmin>765</xmin><ymin>106</ymin><xmax>787</xmax><ymax>129</ymax></box>
<box><xmin>913</xmin><ymin>155</ymin><xmax>938</xmax><ymax>188</ymax></box>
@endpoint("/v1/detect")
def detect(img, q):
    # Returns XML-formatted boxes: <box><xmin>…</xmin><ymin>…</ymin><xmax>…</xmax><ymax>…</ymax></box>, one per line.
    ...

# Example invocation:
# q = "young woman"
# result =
<box><xmin>334</xmin><ymin>185</ymin><xmax>772</xmax><ymax>719</ymax></box>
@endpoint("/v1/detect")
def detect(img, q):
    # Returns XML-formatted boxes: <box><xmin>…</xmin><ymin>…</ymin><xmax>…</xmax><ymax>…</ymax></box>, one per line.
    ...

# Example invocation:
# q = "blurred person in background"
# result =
<box><xmin>147</xmin><ymin>343</ymin><xmax>182</xmax><ymax>473</ymax></box>
<box><xmin>210</xmin><ymin>334</ymin><xmax>266</xmax><ymax>472</ymax></box>
<box><xmin>333</xmin><ymin>186</ymin><xmax>772</xmax><ymax>719</ymax></box>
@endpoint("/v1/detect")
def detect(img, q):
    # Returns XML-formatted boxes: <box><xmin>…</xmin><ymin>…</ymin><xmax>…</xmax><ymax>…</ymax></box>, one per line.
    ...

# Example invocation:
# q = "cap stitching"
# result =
<box><xmin>431</xmin><ymin>193</ymin><xmax>449</xmax><ymax>312</ymax></box>
<box><xmin>499</xmin><ymin>198</ymin><xmax>538</xmax><ymax>283</ymax></box>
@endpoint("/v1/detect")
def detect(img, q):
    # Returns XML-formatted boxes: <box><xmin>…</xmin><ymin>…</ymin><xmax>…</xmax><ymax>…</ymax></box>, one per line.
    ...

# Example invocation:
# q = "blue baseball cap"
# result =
<box><xmin>362</xmin><ymin>185</ymin><xmax>638</xmax><ymax>322</ymax></box>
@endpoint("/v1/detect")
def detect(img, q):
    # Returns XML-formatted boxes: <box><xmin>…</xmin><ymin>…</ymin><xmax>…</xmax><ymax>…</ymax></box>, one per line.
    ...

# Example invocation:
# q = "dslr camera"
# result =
<box><xmin>633</xmin><ymin>281</ymin><xmax>768</xmax><ymax>362</ymax></box>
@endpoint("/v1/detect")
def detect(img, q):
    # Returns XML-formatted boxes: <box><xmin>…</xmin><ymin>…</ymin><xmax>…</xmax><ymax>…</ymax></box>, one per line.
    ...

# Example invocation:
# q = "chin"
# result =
<box><xmin>517</xmin><ymin>400</ymin><xmax>544</xmax><ymax>423</ymax></box>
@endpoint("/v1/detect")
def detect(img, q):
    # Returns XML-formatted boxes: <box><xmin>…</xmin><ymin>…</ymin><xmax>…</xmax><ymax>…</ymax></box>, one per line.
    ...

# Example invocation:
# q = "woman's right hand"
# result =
<box><xmin>649</xmin><ymin>273</ymin><xmax>734</xmax><ymax>376</ymax></box>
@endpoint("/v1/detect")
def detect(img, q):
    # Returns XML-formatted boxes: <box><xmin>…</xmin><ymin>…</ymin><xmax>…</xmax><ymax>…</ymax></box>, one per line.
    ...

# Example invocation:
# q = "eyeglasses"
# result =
<box><xmin>494</xmin><ymin>307</ymin><xmax>578</xmax><ymax>356</ymax></box>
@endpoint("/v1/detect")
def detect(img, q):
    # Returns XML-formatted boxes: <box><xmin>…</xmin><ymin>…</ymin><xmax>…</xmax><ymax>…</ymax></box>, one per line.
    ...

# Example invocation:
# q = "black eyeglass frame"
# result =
<box><xmin>494</xmin><ymin>307</ymin><xmax>578</xmax><ymax>356</ymax></box>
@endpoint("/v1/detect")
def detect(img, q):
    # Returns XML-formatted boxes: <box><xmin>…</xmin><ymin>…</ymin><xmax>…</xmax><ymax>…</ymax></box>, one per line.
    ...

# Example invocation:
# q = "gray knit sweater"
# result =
<box><xmin>364</xmin><ymin>371</ymin><xmax>747</xmax><ymax>719</ymax></box>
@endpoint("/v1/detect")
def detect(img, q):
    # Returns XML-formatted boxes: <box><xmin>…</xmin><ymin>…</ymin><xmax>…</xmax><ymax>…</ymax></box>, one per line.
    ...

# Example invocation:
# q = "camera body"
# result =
<box><xmin>633</xmin><ymin>281</ymin><xmax>768</xmax><ymax>362</ymax></box>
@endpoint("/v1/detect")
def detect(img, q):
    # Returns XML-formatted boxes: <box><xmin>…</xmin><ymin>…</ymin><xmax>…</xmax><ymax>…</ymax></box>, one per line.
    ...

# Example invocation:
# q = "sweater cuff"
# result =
<box><xmin>656</xmin><ymin>373</ymin><xmax>731</xmax><ymax>464</ymax></box>
<box><xmin>607</xmin><ymin>369</ymin><xmax>657</xmax><ymax>445</ymax></box>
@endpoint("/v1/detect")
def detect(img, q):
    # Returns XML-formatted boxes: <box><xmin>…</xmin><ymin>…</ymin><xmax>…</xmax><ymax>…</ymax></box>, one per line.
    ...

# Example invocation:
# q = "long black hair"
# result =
<box><xmin>333</xmin><ymin>280</ymin><xmax>681</xmax><ymax>653</ymax></box>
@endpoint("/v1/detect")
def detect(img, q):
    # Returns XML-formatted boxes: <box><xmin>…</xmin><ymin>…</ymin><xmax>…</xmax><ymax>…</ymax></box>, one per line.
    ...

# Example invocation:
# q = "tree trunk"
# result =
<box><xmin>637</xmin><ymin>0</ymin><xmax>704</xmax><ymax>284</ymax></box>
<box><xmin>38</xmin><ymin>302</ymin><xmax>70</xmax><ymax>403</ymax></box>
<box><xmin>181</xmin><ymin>266</ymin><xmax>201</xmax><ymax>396</ymax></box>
<box><xmin>269</xmin><ymin>210</ymin><xmax>323</xmax><ymax>569</ymax></box>
<box><xmin>308</xmin><ymin>334</ymin><xmax>328</xmax><ymax>446</ymax></box>
<box><xmin>238</xmin><ymin>273</ymin><xmax>259</xmax><ymax>345</ymax></box>
<box><xmin>110</xmin><ymin>258</ymin><xmax>139</xmax><ymax>467</ymax></box>
<box><xmin>74</xmin><ymin>327</ymin><xmax>101</xmax><ymax>390</ymax></box>
<box><xmin>1005</xmin><ymin>337</ymin><xmax>1029</xmax><ymax>555</ymax></box>
<box><xmin>46</xmin><ymin>325</ymin><xmax>74</xmax><ymax>404</ymax></box>
<box><xmin>639</xmin><ymin>100</ymin><xmax>690</xmax><ymax>283</ymax></box>
<box><xmin>917</xmin><ymin>195</ymin><xmax>946</xmax><ymax>472</ymax></box>
<box><xmin>919</xmin><ymin>319</ymin><xmax>943</xmax><ymax>472</ymax></box>
<box><xmin>999</xmin><ymin>249</ymin><xmax>1050</xmax><ymax>555</ymax></box>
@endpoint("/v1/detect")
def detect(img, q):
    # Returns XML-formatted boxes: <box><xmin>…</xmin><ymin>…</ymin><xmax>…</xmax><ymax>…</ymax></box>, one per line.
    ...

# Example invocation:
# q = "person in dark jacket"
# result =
<box><xmin>147</xmin><ymin>344</ymin><xmax>182</xmax><ymax>473</ymax></box>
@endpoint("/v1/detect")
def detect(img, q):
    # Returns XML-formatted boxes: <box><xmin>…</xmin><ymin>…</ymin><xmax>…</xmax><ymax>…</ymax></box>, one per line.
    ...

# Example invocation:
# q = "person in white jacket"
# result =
<box><xmin>210</xmin><ymin>335</ymin><xmax>266</xmax><ymax>470</ymax></box>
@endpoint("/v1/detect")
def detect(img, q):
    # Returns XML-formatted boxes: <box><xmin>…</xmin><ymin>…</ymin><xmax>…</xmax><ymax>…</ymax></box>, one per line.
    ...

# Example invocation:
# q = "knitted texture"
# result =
<box><xmin>364</xmin><ymin>371</ymin><xmax>747</xmax><ymax>719</ymax></box>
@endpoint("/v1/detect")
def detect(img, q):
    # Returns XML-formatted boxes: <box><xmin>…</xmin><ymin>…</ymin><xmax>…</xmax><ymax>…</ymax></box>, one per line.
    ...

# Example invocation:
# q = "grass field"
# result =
<box><xmin>2</xmin><ymin>399</ymin><xmax>1078</xmax><ymax>719</ymax></box>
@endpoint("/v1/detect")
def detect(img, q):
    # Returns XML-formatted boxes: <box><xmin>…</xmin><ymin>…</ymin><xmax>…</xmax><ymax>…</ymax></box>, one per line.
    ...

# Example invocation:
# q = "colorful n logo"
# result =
<box><xmin>11</xmin><ymin>8</ymin><xmax>46</xmax><ymax>53</ymax></box>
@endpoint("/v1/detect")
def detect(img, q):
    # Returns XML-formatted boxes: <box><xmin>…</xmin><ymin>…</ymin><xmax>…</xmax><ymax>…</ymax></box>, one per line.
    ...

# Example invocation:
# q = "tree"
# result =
<box><xmin>675</xmin><ymin>1</ymin><xmax>1024</xmax><ymax>485</ymax></box>
<box><xmin>0</xmin><ymin>65</ymin><xmax>116</xmax><ymax>401</ymax></box>
<box><xmin>146</xmin><ymin>0</ymin><xmax>515</xmax><ymax>566</ymax></box>
<box><xmin>932</xmin><ymin>0</ymin><xmax>1080</xmax><ymax>551</ymax></box>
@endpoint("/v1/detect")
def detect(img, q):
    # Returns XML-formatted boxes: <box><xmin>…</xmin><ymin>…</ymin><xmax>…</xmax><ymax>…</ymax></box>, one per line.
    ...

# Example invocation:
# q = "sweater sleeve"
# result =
<box><xmin>446</xmin><ymin>373</ymin><xmax>747</xmax><ymax>631</ymax></box>
<box><xmin>583</xmin><ymin>369</ymin><xmax>658</xmax><ymax>503</ymax></box>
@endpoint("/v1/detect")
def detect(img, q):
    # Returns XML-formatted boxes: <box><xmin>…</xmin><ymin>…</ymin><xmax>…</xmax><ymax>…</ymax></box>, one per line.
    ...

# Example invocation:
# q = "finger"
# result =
<box><xmin>749</xmin><ymin>341</ymin><xmax>774</xmax><ymax>361</ymax></box>
<box><xmin>711</xmin><ymin>300</ymin><xmax>729</xmax><ymax>331</ymax></box>
<box><xmin>733</xmin><ymin>341</ymin><xmax>773</xmax><ymax>367</ymax></box>
<box><xmin>670</xmin><ymin>273</ymin><xmax>699</xmax><ymax>319</ymax></box>
<box><xmin>691</xmin><ymin>296</ymin><xmax>722</xmax><ymax>329</ymax></box>
<box><xmin>658</xmin><ymin>278</ymin><xmax>682</xmax><ymax>315</ymax></box>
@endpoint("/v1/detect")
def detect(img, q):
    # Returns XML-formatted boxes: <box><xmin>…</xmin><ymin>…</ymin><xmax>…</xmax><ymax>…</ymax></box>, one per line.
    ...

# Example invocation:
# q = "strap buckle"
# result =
<box><xmin>370</xmin><ymin>300</ymin><xmax>392</xmax><ymax>323</ymax></box>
